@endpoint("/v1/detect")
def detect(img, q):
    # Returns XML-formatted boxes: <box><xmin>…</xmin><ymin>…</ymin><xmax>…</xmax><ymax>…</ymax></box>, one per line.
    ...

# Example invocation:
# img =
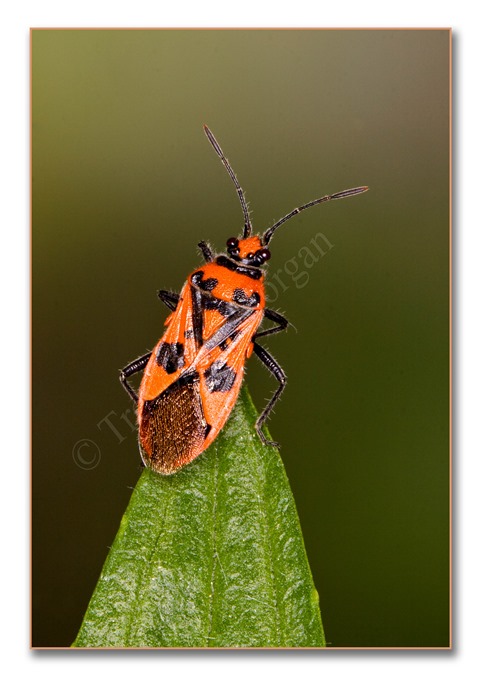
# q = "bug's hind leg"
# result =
<box><xmin>252</xmin><ymin>342</ymin><xmax>287</xmax><ymax>448</ymax></box>
<box><xmin>120</xmin><ymin>352</ymin><xmax>151</xmax><ymax>403</ymax></box>
<box><xmin>157</xmin><ymin>289</ymin><xmax>180</xmax><ymax>311</ymax></box>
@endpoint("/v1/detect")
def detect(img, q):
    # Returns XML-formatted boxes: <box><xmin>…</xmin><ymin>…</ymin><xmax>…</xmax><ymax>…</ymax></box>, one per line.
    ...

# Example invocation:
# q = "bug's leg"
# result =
<box><xmin>198</xmin><ymin>240</ymin><xmax>214</xmax><ymax>263</ymax></box>
<box><xmin>254</xmin><ymin>308</ymin><xmax>289</xmax><ymax>340</ymax></box>
<box><xmin>119</xmin><ymin>352</ymin><xmax>151</xmax><ymax>403</ymax></box>
<box><xmin>157</xmin><ymin>289</ymin><xmax>180</xmax><ymax>312</ymax></box>
<box><xmin>252</xmin><ymin>342</ymin><xmax>287</xmax><ymax>448</ymax></box>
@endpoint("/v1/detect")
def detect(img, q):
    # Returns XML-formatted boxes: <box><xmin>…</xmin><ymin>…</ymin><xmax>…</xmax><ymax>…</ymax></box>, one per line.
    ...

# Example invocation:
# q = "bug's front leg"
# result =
<box><xmin>252</xmin><ymin>342</ymin><xmax>287</xmax><ymax>448</ymax></box>
<box><xmin>198</xmin><ymin>240</ymin><xmax>214</xmax><ymax>263</ymax></box>
<box><xmin>119</xmin><ymin>352</ymin><xmax>151</xmax><ymax>403</ymax></box>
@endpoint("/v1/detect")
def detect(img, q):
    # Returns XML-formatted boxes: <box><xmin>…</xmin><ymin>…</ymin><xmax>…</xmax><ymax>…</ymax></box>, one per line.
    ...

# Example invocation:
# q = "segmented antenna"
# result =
<box><xmin>203</xmin><ymin>125</ymin><xmax>252</xmax><ymax>238</ymax></box>
<box><xmin>262</xmin><ymin>186</ymin><xmax>369</xmax><ymax>245</ymax></box>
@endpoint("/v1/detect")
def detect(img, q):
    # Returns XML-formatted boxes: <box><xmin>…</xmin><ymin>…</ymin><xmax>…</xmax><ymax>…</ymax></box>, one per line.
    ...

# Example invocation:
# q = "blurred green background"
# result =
<box><xmin>32</xmin><ymin>29</ymin><xmax>450</xmax><ymax>648</ymax></box>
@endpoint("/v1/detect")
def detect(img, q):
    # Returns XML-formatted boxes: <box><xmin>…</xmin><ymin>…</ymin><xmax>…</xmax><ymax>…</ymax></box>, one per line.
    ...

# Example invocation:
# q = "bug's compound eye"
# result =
<box><xmin>226</xmin><ymin>237</ymin><xmax>238</xmax><ymax>249</ymax></box>
<box><xmin>256</xmin><ymin>248</ymin><xmax>271</xmax><ymax>263</ymax></box>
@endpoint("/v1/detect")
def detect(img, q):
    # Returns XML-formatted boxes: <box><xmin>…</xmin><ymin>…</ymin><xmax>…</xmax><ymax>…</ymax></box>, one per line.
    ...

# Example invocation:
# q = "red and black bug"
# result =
<box><xmin>120</xmin><ymin>126</ymin><xmax>368</xmax><ymax>475</ymax></box>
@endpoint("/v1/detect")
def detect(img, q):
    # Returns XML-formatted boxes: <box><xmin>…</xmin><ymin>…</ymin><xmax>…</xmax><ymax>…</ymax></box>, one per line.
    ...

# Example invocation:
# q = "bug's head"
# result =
<box><xmin>225</xmin><ymin>235</ymin><xmax>271</xmax><ymax>268</ymax></box>
<box><xmin>204</xmin><ymin>124</ymin><xmax>368</xmax><ymax>264</ymax></box>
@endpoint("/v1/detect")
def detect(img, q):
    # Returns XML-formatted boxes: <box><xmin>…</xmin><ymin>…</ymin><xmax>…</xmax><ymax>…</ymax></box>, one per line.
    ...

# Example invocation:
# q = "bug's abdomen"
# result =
<box><xmin>139</xmin><ymin>371</ymin><xmax>209</xmax><ymax>475</ymax></box>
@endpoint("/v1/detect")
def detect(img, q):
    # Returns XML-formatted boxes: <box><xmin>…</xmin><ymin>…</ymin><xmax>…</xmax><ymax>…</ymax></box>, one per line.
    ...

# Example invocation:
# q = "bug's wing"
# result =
<box><xmin>137</xmin><ymin>281</ymin><xmax>205</xmax><ymax>473</ymax></box>
<box><xmin>195</xmin><ymin>307</ymin><xmax>262</xmax><ymax>451</ymax></box>
<box><xmin>138</xmin><ymin>281</ymin><xmax>197</xmax><ymax>404</ymax></box>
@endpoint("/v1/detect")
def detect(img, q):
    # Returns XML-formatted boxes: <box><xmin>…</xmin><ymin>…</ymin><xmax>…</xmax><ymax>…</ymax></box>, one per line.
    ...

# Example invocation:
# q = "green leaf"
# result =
<box><xmin>73</xmin><ymin>386</ymin><xmax>325</xmax><ymax>648</ymax></box>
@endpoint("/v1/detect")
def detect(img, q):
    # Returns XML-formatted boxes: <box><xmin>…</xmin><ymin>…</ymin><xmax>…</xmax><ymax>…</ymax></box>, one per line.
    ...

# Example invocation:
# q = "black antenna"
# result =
<box><xmin>263</xmin><ymin>186</ymin><xmax>369</xmax><ymax>245</ymax></box>
<box><xmin>203</xmin><ymin>125</ymin><xmax>252</xmax><ymax>238</ymax></box>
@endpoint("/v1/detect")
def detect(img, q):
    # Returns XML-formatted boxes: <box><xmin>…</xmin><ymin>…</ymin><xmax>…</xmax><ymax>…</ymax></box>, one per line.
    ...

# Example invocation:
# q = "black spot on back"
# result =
<box><xmin>203</xmin><ymin>296</ymin><xmax>233</xmax><ymax>317</ymax></box>
<box><xmin>156</xmin><ymin>342</ymin><xmax>185</xmax><ymax>374</ymax></box>
<box><xmin>191</xmin><ymin>271</ymin><xmax>218</xmax><ymax>292</ymax></box>
<box><xmin>232</xmin><ymin>288</ymin><xmax>261</xmax><ymax>308</ymax></box>
<box><xmin>204</xmin><ymin>360</ymin><xmax>237</xmax><ymax>393</ymax></box>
